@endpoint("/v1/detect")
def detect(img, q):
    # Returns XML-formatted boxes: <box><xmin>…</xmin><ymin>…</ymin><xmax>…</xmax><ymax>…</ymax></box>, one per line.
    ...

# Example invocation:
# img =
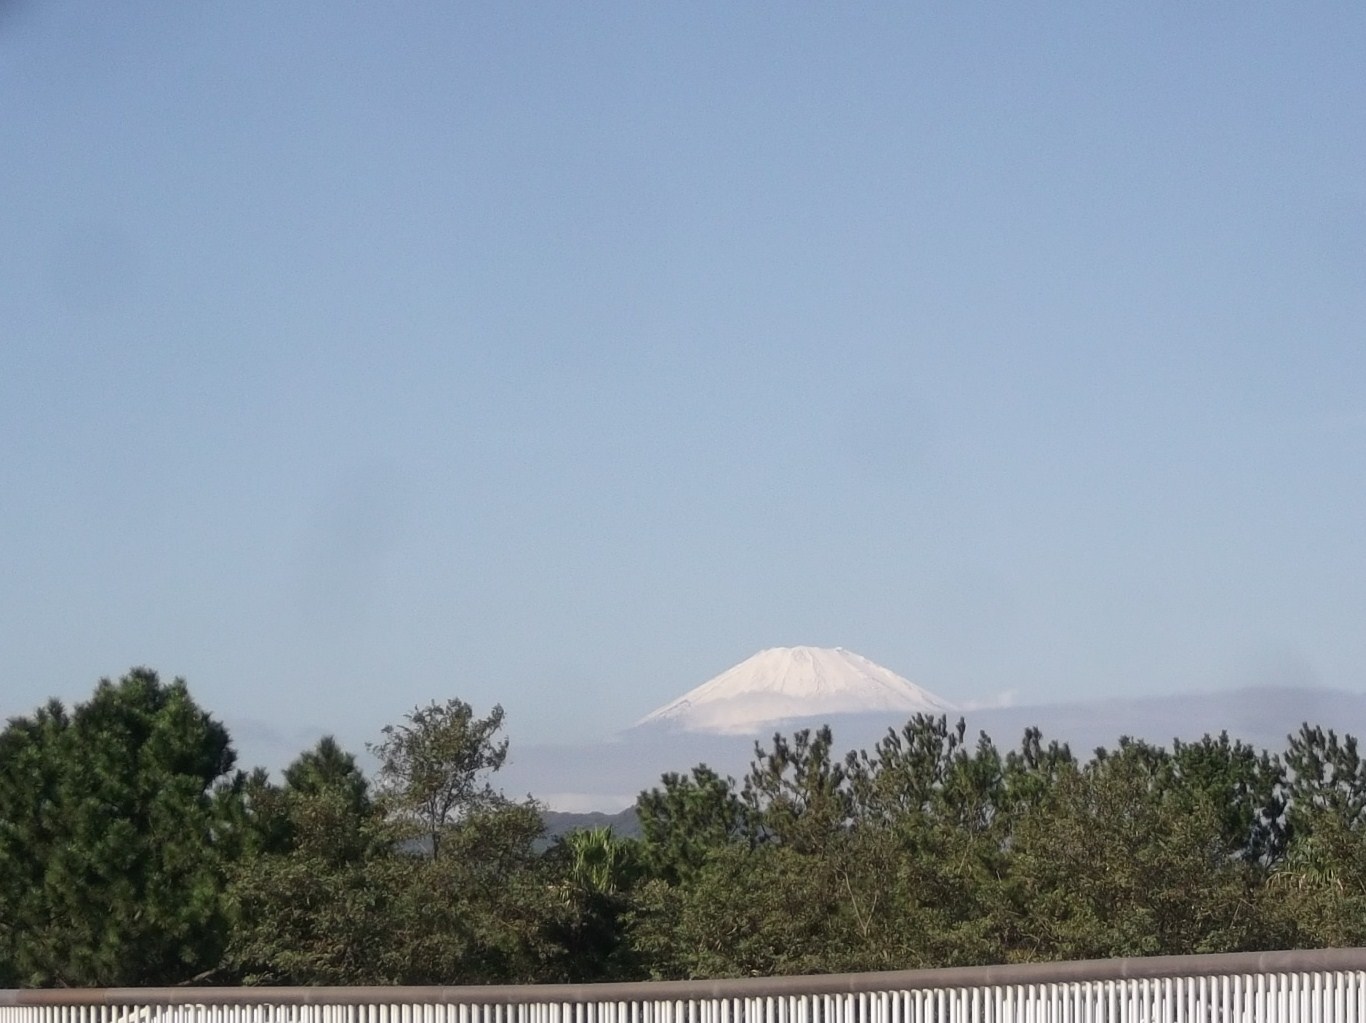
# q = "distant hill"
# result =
<box><xmin>500</xmin><ymin>684</ymin><xmax>1366</xmax><ymax>814</ymax></box>
<box><xmin>539</xmin><ymin>806</ymin><xmax>641</xmax><ymax>844</ymax></box>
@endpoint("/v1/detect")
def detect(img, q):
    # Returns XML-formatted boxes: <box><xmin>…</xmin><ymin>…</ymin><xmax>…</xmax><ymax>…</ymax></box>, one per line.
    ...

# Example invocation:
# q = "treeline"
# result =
<box><xmin>4</xmin><ymin>670</ymin><xmax>1366</xmax><ymax>988</ymax></box>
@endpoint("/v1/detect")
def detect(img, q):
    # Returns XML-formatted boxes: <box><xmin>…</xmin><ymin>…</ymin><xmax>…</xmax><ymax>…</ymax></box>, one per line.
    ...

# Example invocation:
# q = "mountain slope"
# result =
<box><xmin>635</xmin><ymin>645</ymin><xmax>954</xmax><ymax>735</ymax></box>
<box><xmin>539</xmin><ymin>808</ymin><xmax>641</xmax><ymax>846</ymax></box>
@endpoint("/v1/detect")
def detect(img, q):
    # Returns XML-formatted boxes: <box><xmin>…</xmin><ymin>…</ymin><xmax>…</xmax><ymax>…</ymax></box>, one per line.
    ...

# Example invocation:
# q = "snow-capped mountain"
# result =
<box><xmin>635</xmin><ymin>645</ymin><xmax>955</xmax><ymax>735</ymax></box>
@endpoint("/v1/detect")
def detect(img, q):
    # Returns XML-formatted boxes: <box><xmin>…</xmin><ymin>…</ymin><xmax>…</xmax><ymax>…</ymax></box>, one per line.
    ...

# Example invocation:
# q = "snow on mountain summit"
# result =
<box><xmin>635</xmin><ymin>646</ymin><xmax>955</xmax><ymax>735</ymax></box>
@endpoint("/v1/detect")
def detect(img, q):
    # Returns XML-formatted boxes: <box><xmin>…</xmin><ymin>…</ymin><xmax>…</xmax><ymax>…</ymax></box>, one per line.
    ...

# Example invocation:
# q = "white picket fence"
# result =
<box><xmin>5</xmin><ymin>949</ymin><xmax>1366</xmax><ymax>1023</ymax></box>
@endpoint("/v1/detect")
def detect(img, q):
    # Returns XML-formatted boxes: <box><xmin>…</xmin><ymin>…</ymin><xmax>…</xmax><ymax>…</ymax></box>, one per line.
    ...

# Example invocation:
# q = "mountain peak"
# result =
<box><xmin>635</xmin><ymin>646</ymin><xmax>954</xmax><ymax>735</ymax></box>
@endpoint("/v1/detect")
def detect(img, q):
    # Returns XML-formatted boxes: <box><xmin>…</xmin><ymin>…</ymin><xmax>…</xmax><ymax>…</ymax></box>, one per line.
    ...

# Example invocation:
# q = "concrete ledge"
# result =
<box><xmin>4</xmin><ymin>947</ymin><xmax>1366</xmax><ymax>1004</ymax></box>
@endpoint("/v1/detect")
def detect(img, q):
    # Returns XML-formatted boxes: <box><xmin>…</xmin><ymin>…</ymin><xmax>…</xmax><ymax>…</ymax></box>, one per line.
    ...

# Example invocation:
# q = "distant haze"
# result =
<box><xmin>499</xmin><ymin>650</ymin><xmax>1366</xmax><ymax>811</ymax></box>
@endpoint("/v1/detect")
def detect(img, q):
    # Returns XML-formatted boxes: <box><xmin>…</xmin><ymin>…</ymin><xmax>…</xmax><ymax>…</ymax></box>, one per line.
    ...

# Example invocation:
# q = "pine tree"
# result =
<box><xmin>0</xmin><ymin>669</ymin><xmax>237</xmax><ymax>986</ymax></box>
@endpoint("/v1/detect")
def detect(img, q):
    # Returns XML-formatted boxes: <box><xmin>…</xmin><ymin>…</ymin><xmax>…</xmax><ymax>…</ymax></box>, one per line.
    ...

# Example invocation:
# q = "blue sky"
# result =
<box><xmin>4</xmin><ymin>4</ymin><xmax>1364</xmax><ymax>769</ymax></box>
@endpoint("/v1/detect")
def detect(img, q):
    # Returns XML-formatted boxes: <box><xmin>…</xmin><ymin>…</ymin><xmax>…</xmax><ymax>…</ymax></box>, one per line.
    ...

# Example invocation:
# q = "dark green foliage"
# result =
<box><xmin>369</xmin><ymin>699</ymin><xmax>510</xmax><ymax>861</ymax></box>
<box><xmin>284</xmin><ymin>735</ymin><xmax>370</xmax><ymax>811</ymax></box>
<box><xmin>1267</xmin><ymin>802</ymin><xmax>1366</xmax><ymax>947</ymax></box>
<box><xmin>227</xmin><ymin>800</ymin><xmax>563</xmax><ymax>985</ymax></box>
<box><xmin>846</xmin><ymin>715</ymin><xmax>969</xmax><ymax>826</ymax></box>
<box><xmin>637</xmin><ymin>765</ymin><xmax>750</xmax><ymax>883</ymax></box>
<box><xmin>629</xmin><ymin>717</ymin><xmax>1302</xmax><ymax>979</ymax></box>
<box><xmin>743</xmin><ymin>725</ymin><xmax>850</xmax><ymax>853</ymax></box>
<box><xmin>555</xmin><ymin>825</ymin><xmax>643</xmax><ymax>898</ymax></box>
<box><xmin>226</xmin><ymin>732</ymin><xmax>560</xmax><ymax>985</ymax></box>
<box><xmin>1169</xmin><ymin>732</ymin><xmax>1286</xmax><ymax>864</ymax></box>
<box><xmin>0</xmin><ymin>670</ymin><xmax>236</xmax><ymax>986</ymax></box>
<box><xmin>223</xmin><ymin>812</ymin><xmax>399</xmax><ymax>983</ymax></box>
<box><xmin>542</xmin><ymin>826</ymin><xmax>646</xmax><ymax>980</ymax></box>
<box><xmin>1284</xmin><ymin>724</ymin><xmax>1366</xmax><ymax>831</ymax></box>
<box><xmin>1262</xmin><ymin>725</ymin><xmax>1366</xmax><ymax>949</ymax></box>
<box><xmin>0</xmin><ymin>700</ymin><xmax>69</xmax><ymax>988</ymax></box>
<box><xmin>631</xmin><ymin>842</ymin><xmax>853</xmax><ymax>978</ymax></box>
<box><xmin>9</xmin><ymin>670</ymin><xmax>1366</xmax><ymax>987</ymax></box>
<box><xmin>999</xmin><ymin>750</ymin><xmax>1275</xmax><ymax>961</ymax></box>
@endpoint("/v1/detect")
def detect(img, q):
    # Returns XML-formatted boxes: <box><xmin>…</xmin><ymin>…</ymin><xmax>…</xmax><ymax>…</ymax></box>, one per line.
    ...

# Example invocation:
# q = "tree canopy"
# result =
<box><xmin>0</xmin><ymin>669</ymin><xmax>236</xmax><ymax>986</ymax></box>
<box><xmin>6</xmin><ymin>670</ymin><xmax>1366</xmax><ymax>987</ymax></box>
<box><xmin>369</xmin><ymin>699</ymin><xmax>510</xmax><ymax>861</ymax></box>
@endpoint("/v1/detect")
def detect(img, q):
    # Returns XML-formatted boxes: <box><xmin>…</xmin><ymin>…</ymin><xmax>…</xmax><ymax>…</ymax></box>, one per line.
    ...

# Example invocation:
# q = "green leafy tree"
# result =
<box><xmin>999</xmin><ymin>726</ymin><xmax>1075</xmax><ymax>815</ymax></box>
<box><xmin>224</xmin><ymin>816</ymin><xmax>397</xmax><ymax>983</ymax></box>
<box><xmin>1266</xmin><ymin>725</ymin><xmax>1366</xmax><ymax>946</ymax></box>
<box><xmin>559</xmin><ymin>825</ymin><xmax>643</xmax><ymax>897</ymax></box>
<box><xmin>846</xmin><ymin>715</ymin><xmax>969</xmax><ymax>827</ymax></box>
<box><xmin>0</xmin><ymin>670</ymin><xmax>237</xmax><ymax>986</ymax></box>
<box><xmin>630</xmin><ymin>841</ymin><xmax>852</xmax><ymax>979</ymax></box>
<box><xmin>230</xmin><ymin>710</ymin><xmax>559</xmax><ymax>985</ymax></box>
<box><xmin>377</xmin><ymin>799</ymin><xmax>559</xmax><ymax>984</ymax></box>
<box><xmin>369</xmin><ymin>699</ymin><xmax>509</xmax><ymax>860</ymax></box>
<box><xmin>840</xmin><ymin>717</ymin><xmax>1052</xmax><ymax>969</ymax></box>
<box><xmin>1284</xmin><ymin>724</ymin><xmax>1366</xmax><ymax>835</ymax></box>
<box><xmin>542</xmin><ymin>826</ymin><xmax>646</xmax><ymax>981</ymax></box>
<box><xmin>0</xmin><ymin>700</ymin><xmax>69</xmax><ymax>987</ymax></box>
<box><xmin>1170</xmin><ymin>732</ymin><xmax>1285</xmax><ymax>864</ymax></box>
<box><xmin>229</xmin><ymin>803</ymin><xmax>559</xmax><ymax>985</ymax></box>
<box><xmin>743</xmin><ymin>725</ymin><xmax>850</xmax><ymax>854</ymax></box>
<box><xmin>636</xmin><ymin>765</ymin><xmax>750</xmax><ymax>883</ymax></box>
<box><xmin>1268</xmin><ymin>802</ymin><xmax>1366</xmax><ymax>947</ymax></box>
<box><xmin>999</xmin><ymin>744</ymin><xmax>1273</xmax><ymax>961</ymax></box>
<box><xmin>285</xmin><ymin>735</ymin><xmax>370</xmax><ymax>811</ymax></box>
